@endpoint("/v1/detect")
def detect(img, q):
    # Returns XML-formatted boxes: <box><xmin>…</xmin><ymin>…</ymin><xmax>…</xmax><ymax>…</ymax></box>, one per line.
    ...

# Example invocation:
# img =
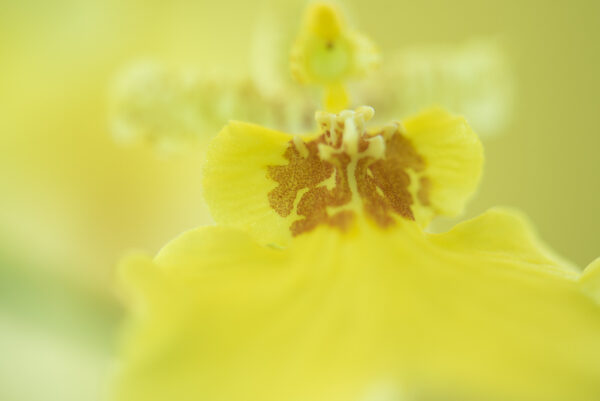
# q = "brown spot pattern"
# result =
<box><xmin>267</xmin><ymin>128</ymin><xmax>429</xmax><ymax>236</ymax></box>
<box><xmin>361</xmin><ymin>134</ymin><xmax>426</xmax><ymax>226</ymax></box>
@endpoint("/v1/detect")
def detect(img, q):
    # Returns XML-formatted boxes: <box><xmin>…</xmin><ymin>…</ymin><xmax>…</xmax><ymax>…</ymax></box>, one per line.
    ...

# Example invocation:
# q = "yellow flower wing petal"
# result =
<box><xmin>204</xmin><ymin>108</ymin><xmax>483</xmax><ymax>242</ymax></box>
<box><xmin>402</xmin><ymin>108</ymin><xmax>484</xmax><ymax>226</ymax></box>
<box><xmin>115</xmin><ymin>226</ymin><xmax>293</xmax><ymax>401</ymax></box>
<box><xmin>428</xmin><ymin>207</ymin><xmax>579</xmax><ymax>278</ymax></box>
<box><xmin>115</xmin><ymin>220</ymin><xmax>600</xmax><ymax>401</ymax></box>
<box><xmin>117</xmin><ymin>252</ymin><xmax>166</xmax><ymax>317</ymax></box>
<box><xmin>203</xmin><ymin>121</ymin><xmax>301</xmax><ymax>245</ymax></box>
<box><xmin>581</xmin><ymin>258</ymin><xmax>600</xmax><ymax>304</ymax></box>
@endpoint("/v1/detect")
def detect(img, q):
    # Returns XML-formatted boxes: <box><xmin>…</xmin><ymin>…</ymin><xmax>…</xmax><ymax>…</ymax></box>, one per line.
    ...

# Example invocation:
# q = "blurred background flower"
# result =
<box><xmin>0</xmin><ymin>0</ymin><xmax>598</xmax><ymax>400</ymax></box>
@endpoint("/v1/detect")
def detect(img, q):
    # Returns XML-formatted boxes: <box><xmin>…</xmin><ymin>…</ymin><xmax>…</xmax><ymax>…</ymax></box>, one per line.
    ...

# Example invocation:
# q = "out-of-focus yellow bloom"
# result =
<box><xmin>109</xmin><ymin>61</ymin><xmax>320</xmax><ymax>155</ymax></box>
<box><xmin>109</xmin><ymin>4</ymin><xmax>512</xmax><ymax>156</ymax></box>
<box><xmin>357</xmin><ymin>40</ymin><xmax>514</xmax><ymax>138</ymax></box>
<box><xmin>109</xmin><ymin>62</ymin><xmax>209</xmax><ymax>155</ymax></box>
<box><xmin>108</xmin><ymin>3</ymin><xmax>381</xmax><ymax>154</ymax></box>
<box><xmin>114</xmin><ymin>107</ymin><xmax>600</xmax><ymax>401</ymax></box>
<box><xmin>290</xmin><ymin>3</ymin><xmax>379</xmax><ymax>112</ymax></box>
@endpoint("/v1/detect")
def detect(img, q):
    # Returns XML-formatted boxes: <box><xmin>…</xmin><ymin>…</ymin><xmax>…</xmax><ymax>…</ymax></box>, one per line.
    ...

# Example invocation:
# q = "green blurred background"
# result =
<box><xmin>0</xmin><ymin>0</ymin><xmax>598</xmax><ymax>400</ymax></box>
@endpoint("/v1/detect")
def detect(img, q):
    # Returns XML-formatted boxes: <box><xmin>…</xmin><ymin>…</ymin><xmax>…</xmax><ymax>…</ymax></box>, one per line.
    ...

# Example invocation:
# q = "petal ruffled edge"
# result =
<box><xmin>113</xmin><ymin>226</ymin><xmax>291</xmax><ymax>401</ymax></box>
<box><xmin>580</xmin><ymin>258</ymin><xmax>600</xmax><ymax>304</ymax></box>
<box><xmin>428</xmin><ymin>207</ymin><xmax>580</xmax><ymax>279</ymax></box>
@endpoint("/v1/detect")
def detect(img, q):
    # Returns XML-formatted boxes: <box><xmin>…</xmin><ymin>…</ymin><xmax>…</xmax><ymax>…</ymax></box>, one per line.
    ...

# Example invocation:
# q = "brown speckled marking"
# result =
<box><xmin>267</xmin><ymin>138</ymin><xmax>333</xmax><ymax>218</ymax></box>
<box><xmin>418</xmin><ymin>177</ymin><xmax>432</xmax><ymax>206</ymax></box>
<box><xmin>362</xmin><ymin>133</ymin><xmax>426</xmax><ymax>225</ymax></box>
<box><xmin>267</xmin><ymin>127</ymin><xmax>428</xmax><ymax>236</ymax></box>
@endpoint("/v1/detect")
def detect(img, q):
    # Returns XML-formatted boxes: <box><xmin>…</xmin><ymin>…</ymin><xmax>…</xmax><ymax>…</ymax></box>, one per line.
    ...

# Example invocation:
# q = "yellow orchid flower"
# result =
<box><xmin>290</xmin><ymin>3</ymin><xmax>379</xmax><ymax>112</ymax></box>
<box><xmin>114</xmin><ymin>106</ymin><xmax>600</xmax><ymax>401</ymax></box>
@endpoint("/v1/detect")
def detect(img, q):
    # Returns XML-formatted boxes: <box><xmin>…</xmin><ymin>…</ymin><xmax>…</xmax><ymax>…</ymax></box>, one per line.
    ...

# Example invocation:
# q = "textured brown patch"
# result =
<box><xmin>267</xmin><ymin>140</ymin><xmax>353</xmax><ymax>236</ymax></box>
<box><xmin>267</xmin><ymin>127</ymin><xmax>430</xmax><ymax>236</ymax></box>
<box><xmin>361</xmin><ymin>133</ymin><xmax>426</xmax><ymax>225</ymax></box>
<box><xmin>418</xmin><ymin>177</ymin><xmax>432</xmax><ymax>206</ymax></box>
<box><xmin>267</xmin><ymin>138</ymin><xmax>333</xmax><ymax>217</ymax></box>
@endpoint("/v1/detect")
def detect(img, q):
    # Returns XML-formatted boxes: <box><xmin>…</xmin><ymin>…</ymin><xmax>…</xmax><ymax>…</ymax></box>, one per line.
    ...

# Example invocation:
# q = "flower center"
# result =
<box><xmin>267</xmin><ymin>107</ymin><xmax>429</xmax><ymax>236</ymax></box>
<box><xmin>315</xmin><ymin>106</ymin><xmax>386</xmax><ymax>160</ymax></box>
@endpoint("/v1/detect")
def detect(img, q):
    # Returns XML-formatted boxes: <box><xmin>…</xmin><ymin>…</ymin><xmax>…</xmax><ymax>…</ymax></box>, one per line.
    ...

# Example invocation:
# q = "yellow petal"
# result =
<box><xmin>204</xmin><ymin>107</ymin><xmax>483</xmax><ymax>241</ymax></box>
<box><xmin>429</xmin><ymin>207</ymin><xmax>579</xmax><ymax>278</ymax></box>
<box><xmin>114</xmin><ymin>218</ymin><xmax>600</xmax><ymax>401</ymax></box>
<box><xmin>203</xmin><ymin>121</ymin><xmax>297</xmax><ymax>245</ymax></box>
<box><xmin>581</xmin><ymin>258</ymin><xmax>600</xmax><ymax>304</ymax></box>
<box><xmin>114</xmin><ymin>226</ymin><xmax>293</xmax><ymax>401</ymax></box>
<box><xmin>403</xmin><ymin>108</ymin><xmax>484</xmax><ymax>226</ymax></box>
<box><xmin>117</xmin><ymin>252</ymin><xmax>163</xmax><ymax>318</ymax></box>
